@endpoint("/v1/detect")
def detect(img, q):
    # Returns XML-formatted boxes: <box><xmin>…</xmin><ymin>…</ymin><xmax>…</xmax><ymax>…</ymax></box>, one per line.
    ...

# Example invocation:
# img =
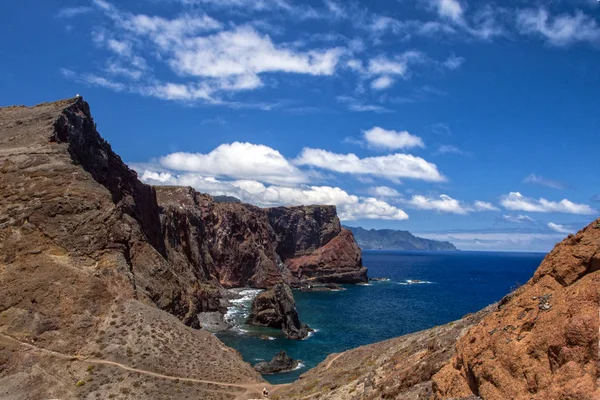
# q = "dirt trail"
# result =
<box><xmin>324</xmin><ymin>353</ymin><xmax>343</xmax><ymax>370</ymax></box>
<box><xmin>0</xmin><ymin>332</ymin><xmax>290</xmax><ymax>399</ymax></box>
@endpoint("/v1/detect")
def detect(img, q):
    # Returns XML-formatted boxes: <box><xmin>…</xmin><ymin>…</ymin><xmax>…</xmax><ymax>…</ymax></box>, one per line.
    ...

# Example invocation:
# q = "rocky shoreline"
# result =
<box><xmin>254</xmin><ymin>351</ymin><xmax>301</xmax><ymax>374</ymax></box>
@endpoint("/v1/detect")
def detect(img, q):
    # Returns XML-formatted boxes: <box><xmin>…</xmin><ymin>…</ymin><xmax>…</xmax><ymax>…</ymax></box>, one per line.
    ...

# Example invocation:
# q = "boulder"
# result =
<box><xmin>254</xmin><ymin>350</ymin><xmax>299</xmax><ymax>374</ymax></box>
<box><xmin>247</xmin><ymin>283</ymin><xmax>311</xmax><ymax>340</ymax></box>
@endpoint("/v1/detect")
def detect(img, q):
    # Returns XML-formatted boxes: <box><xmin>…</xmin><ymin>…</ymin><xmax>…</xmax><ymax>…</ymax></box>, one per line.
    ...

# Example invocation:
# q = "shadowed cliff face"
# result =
<box><xmin>268</xmin><ymin>207</ymin><xmax>367</xmax><ymax>284</ymax></box>
<box><xmin>157</xmin><ymin>186</ymin><xmax>288</xmax><ymax>289</ymax></box>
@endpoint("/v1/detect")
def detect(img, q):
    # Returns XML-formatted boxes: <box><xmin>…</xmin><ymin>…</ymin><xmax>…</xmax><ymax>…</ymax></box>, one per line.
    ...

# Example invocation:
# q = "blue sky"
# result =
<box><xmin>2</xmin><ymin>0</ymin><xmax>600</xmax><ymax>251</ymax></box>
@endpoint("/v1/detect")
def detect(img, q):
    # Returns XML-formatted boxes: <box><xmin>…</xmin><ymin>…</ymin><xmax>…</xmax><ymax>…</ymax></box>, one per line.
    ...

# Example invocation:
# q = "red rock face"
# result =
<box><xmin>432</xmin><ymin>219</ymin><xmax>600</xmax><ymax>400</ymax></box>
<box><xmin>157</xmin><ymin>186</ymin><xmax>286</xmax><ymax>289</ymax></box>
<box><xmin>267</xmin><ymin>207</ymin><xmax>367</xmax><ymax>284</ymax></box>
<box><xmin>285</xmin><ymin>229</ymin><xmax>367</xmax><ymax>283</ymax></box>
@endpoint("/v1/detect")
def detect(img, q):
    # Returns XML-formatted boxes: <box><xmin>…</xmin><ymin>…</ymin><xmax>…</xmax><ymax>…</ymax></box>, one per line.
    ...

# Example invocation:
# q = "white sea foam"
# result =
<box><xmin>224</xmin><ymin>288</ymin><xmax>263</xmax><ymax>328</ymax></box>
<box><xmin>293</xmin><ymin>362</ymin><xmax>306</xmax><ymax>371</ymax></box>
<box><xmin>397</xmin><ymin>279</ymin><xmax>434</xmax><ymax>285</ymax></box>
<box><xmin>303</xmin><ymin>328</ymin><xmax>319</xmax><ymax>340</ymax></box>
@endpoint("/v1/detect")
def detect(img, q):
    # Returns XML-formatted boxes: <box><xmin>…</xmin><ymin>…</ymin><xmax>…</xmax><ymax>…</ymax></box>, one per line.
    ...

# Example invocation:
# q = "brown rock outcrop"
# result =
<box><xmin>157</xmin><ymin>186</ymin><xmax>287</xmax><ymax>289</ymax></box>
<box><xmin>247</xmin><ymin>283</ymin><xmax>311</xmax><ymax>340</ymax></box>
<box><xmin>267</xmin><ymin>206</ymin><xmax>367</xmax><ymax>284</ymax></box>
<box><xmin>432</xmin><ymin>219</ymin><xmax>600</xmax><ymax>400</ymax></box>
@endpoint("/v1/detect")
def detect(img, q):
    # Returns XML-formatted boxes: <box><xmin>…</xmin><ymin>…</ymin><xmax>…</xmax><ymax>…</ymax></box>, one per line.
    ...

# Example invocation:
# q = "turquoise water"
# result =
<box><xmin>217</xmin><ymin>250</ymin><xmax>545</xmax><ymax>384</ymax></box>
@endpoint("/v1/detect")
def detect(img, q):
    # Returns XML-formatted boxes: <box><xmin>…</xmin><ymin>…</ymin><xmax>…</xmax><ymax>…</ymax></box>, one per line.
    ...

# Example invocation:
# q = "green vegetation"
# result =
<box><xmin>75</xmin><ymin>380</ymin><xmax>85</xmax><ymax>387</ymax></box>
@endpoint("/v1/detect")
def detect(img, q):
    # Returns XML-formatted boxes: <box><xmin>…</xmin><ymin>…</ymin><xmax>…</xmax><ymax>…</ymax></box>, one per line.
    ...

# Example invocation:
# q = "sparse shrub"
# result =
<box><xmin>87</xmin><ymin>365</ymin><xmax>95</xmax><ymax>373</ymax></box>
<box><xmin>75</xmin><ymin>380</ymin><xmax>85</xmax><ymax>387</ymax></box>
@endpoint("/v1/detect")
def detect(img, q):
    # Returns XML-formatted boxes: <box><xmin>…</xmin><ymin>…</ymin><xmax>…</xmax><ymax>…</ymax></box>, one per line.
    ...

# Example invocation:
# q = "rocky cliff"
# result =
<box><xmin>274</xmin><ymin>219</ymin><xmax>600</xmax><ymax>399</ymax></box>
<box><xmin>0</xmin><ymin>97</ymin><xmax>364</xmax><ymax>399</ymax></box>
<box><xmin>345</xmin><ymin>226</ymin><xmax>457</xmax><ymax>251</ymax></box>
<box><xmin>269</xmin><ymin>207</ymin><xmax>367</xmax><ymax>284</ymax></box>
<box><xmin>247</xmin><ymin>283</ymin><xmax>311</xmax><ymax>340</ymax></box>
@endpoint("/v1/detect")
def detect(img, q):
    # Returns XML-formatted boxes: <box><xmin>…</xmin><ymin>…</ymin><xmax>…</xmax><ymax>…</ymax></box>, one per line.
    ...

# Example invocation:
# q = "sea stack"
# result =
<box><xmin>247</xmin><ymin>283</ymin><xmax>311</xmax><ymax>340</ymax></box>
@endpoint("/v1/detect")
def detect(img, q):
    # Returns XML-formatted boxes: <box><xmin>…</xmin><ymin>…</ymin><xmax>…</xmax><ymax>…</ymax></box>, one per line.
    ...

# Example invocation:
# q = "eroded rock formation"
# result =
<box><xmin>268</xmin><ymin>207</ymin><xmax>367</xmax><ymax>284</ymax></box>
<box><xmin>254</xmin><ymin>350</ymin><xmax>299</xmax><ymax>374</ymax></box>
<box><xmin>247</xmin><ymin>283</ymin><xmax>311</xmax><ymax>340</ymax></box>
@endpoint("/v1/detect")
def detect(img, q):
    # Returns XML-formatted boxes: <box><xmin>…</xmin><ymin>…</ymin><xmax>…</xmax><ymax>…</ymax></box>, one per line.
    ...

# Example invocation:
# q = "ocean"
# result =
<box><xmin>217</xmin><ymin>250</ymin><xmax>545</xmax><ymax>384</ymax></box>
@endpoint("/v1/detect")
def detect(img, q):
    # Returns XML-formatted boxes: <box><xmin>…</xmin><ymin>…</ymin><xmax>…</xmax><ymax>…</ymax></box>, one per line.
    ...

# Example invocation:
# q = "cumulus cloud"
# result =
<box><xmin>523</xmin><ymin>174</ymin><xmax>567</xmax><ymax>190</ymax></box>
<box><xmin>473</xmin><ymin>201</ymin><xmax>500</xmax><ymax>211</ymax></box>
<box><xmin>63</xmin><ymin>0</ymin><xmax>349</xmax><ymax>105</ymax></box>
<box><xmin>363</xmin><ymin>127</ymin><xmax>425</xmax><ymax>150</ymax></box>
<box><xmin>406</xmin><ymin>195</ymin><xmax>499</xmax><ymax>214</ymax></box>
<box><xmin>295</xmin><ymin>148</ymin><xmax>445</xmax><ymax>182</ymax></box>
<box><xmin>370</xmin><ymin>76</ymin><xmax>395</xmax><ymax>90</ymax></box>
<box><xmin>500</xmin><ymin>192</ymin><xmax>597</xmax><ymax>215</ymax></box>
<box><xmin>160</xmin><ymin>142</ymin><xmax>307</xmax><ymax>185</ymax></box>
<box><xmin>166</xmin><ymin>26</ymin><xmax>343</xmax><ymax>79</ymax></box>
<box><xmin>140</xmin><ymin>171</ymin><xmax>409</xmax><ymax>220</ymax></box>
<box><xmin>368</xmin><ymin>186</ymin><xmax>402</xmax><ymax>197</ymax></box>
<box><xmin>406</xmin><ymin>194</ymin><xmax>469</xmax><ymax>214</ymax></box>
<box><xmin>547</xmin><ymin>222</ymin><xmax>573</xmax><ymax>234</ymax></box>
<box><xmin>501</xmin><ymin>214</ymin><xmax>535</xmax><ymax>223</ymax></box>
<box><xmin>517</xmin><ymin>8</ymin><xmax>600</xmax><ymax>46</ymax></box>
<box><xmin>431</xmin><ymin>0</ymin><xmax>464</xmax><ymax>23</ymax></box>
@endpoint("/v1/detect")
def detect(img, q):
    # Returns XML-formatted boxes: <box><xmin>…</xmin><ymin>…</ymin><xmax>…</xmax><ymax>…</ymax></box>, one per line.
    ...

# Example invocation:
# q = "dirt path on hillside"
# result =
<box><xmin>0</xmin><ymin>332</ymin><xmax>290</xmax><ymax>399</ymax></box>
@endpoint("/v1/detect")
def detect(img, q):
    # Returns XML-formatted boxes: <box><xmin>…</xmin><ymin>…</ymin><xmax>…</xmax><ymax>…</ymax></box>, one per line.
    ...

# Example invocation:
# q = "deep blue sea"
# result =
<box><xmin>217</xmin><ymin>250</ymin><xmax>545</xmax><ymax>384</ymax></box>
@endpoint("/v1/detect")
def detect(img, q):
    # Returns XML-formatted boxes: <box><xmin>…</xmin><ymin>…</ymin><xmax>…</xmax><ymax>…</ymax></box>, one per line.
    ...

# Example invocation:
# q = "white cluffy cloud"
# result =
<box><xmin>295</xmin><ymin>148</ymin><xmax>445</xmax><ymax>182</ymax></box>
<box><xmin>547</xmin><ymin>222</ymin><xmax>573</xmax><ymax>234</ymax></box>
<box><xmin>406</xmin><ymin>195</ymin><xmax>499</xmax><ymax>214</ymax></box>
<box><xmin>501</xmin><ymin>214</ymin><xmax>535</xmax><ymax>223</ymax></box>
<box><xmin>160</xmin><ymin>142</ymin><xmax>307</xmax><ymax>186</ymax></box>
<box><xmin>368</xmin><ymin>186</ymin><xmax>402</xmax><ymax>197</ymax></box>
<box><xmin>363</xmin><ymin>127</ymin><xmax>425</xmax><ymax>150</ymax></box>
<box><xmin>140</xmin><ymin>171</ymin><xmax>409</xmax><ymax>221</ymax></box>
<box><xmin>431</xmin><ymin>0</ymin><xmax>464</xmax><ymax>23</ymax></box>
<box><xmin>501</xmin><ymin>192</ymin><xmax>597</xmax><ymax>215</ymax></box>
<box><xmin>64</xmin><ymin>0</ymin><xmax>349</xmax><ymax>104</ymax></box>
<box><xmin>517</xmin><ymin>8</ymin><xmax>600</xmax><ymax>47</ymax></box>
